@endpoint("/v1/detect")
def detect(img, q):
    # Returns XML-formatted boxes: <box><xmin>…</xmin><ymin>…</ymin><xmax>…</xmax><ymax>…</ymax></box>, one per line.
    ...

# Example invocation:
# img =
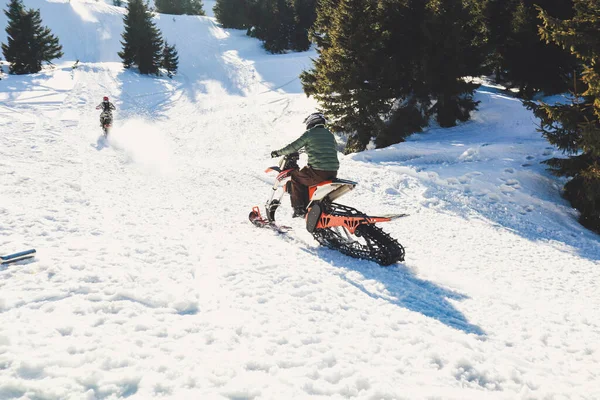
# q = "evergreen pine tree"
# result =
<box><xmin>419</xmin><ymin>0</ymin><xmax>481</xmax><ymax>128</ymax></box>
<box><xmin>290</xmin><ymin>0</ymin><xmax>316</xmax><ymax>51</ymax></box>
<box><xmin>374</xmin><ymin>0</ymin><xmax>429</xmax><ymax>148</ymax></box>
<box><xmin>119</xmin><ymin>0</ymin><xmax>164</xmax><ymax>75</ymax></box>
<box><xmin>246</xmin><ymin>0</ymin><xmax>271</xmax><ymax>40</ymax></box>
<box><xmin>503</xmin><ymin>0</ymin><xmax>577</xmax><ymax>98</ymax></box>
<box><xmin>214</xmin><ymin>0</ymin><xmax>251</xmax><ymax>29</ymax></box>
<box><xmin>184</xmin><ymin>0</ymin><xmax>205</xmax><ymax>15</ymax></box>
<box><xmin>527</xmin><ymin>0</ymin><xmax>600</xmax><ymax>232</ymax></box>
<box><xmin>272</xmin><ymin>0</ymin><xmax>295</xmax><ymax>52</ymax></box>
<box><xmin>247</xmin><ymin>0</ymin><xmax>296</xmax><ymax>53</ymax></box>
<box><xmin>155</xmin><ymin>0</ymin><xmax>204</xmax><ymax>15</ymax></box>
<box><xmin>161</xmin><ymin>41</ymin><xmax>179</xmax><ymax>78</ymax></box>
<box><xmin>242</xmin><ymin>0</ymin><xmax>317</xmax><ymax>53</ymax></box>
<box><xmin>154</xmin><ymin>0</ymin><xmax>173</xmax><ymax>13</ymax></box>
<box><xmin>29</xmin><ymin>9</ymin><xmax>63</xmax><ymax>71</ymax></box>
<box><xmin>481</xmin><ymin>0</ymin><xmax>577</xmax><ymax>98</ymax></box>
<box><xmin>302</xmin><ymin>0</ymin><xmax>485</xmax><ymax>152</ymax></box>
<box><xmin>301</xmin><ymin>0</ymin><xmax>393</xmax><ymax>152</ymax></box>
<box><xmin>2</xmin><ymin>0</ymin><xmax>29</xmax><ymax>74</ymax></box>
<box><xmin>480</xmin><ymin>0</ymin><xmax>519</xmax><ymax>82</ymax></box>
<box><xmin>2</xmin><ymin>0</ymin><xmax>63</xmax><ymax>75</ymax></box>
<box><xmin>214</xmin><ymin>0</ymin><xmax>251</xmax><ymax>28</ymax></box>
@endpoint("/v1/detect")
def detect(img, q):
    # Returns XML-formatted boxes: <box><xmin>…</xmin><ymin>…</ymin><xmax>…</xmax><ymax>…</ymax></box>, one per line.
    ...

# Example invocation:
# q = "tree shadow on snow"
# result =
<box><xmin>414</xmin><ymin>166</ymin><xmax>600</xmax><ymax>263</ymax></box>
<box><xmin>312</xmin><ymin>248</ymin><xmax>485</xmax><ymax>336</ymax></box>
<box><xmin>348</xmin><ymin>88</ymin><xmax>600</xmax><ymax>263</ymax></box>
<box><xmin>213</xmin><ymin>27</ymin><xmax>314</xmax><ymax>95</ymax></box>
<box><xmin>156</xmin><ymin>17</ymin><xmax>314</xmax><ymax>100</ymax></box>
<box><xmin>0</xmin><ymin>69</ymin><xmax>71</xmax><ymax>113</ymax></box>
<box><xmin>114</xmin><ymin>67</ymin><xmax>181</xmax><ymax>122</ymax></box>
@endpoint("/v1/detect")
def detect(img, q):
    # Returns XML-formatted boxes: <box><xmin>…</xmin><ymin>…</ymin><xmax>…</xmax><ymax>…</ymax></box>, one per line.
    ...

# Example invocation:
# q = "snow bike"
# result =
<box><xmin>100</xmin><ymin>111</ymin><xmax>112</xmax><ymax>137</ymax></box>
<box><xmin>249</xmin><ymin>152</ymin><xmax>407</xmax><ymax>266</ymax></box>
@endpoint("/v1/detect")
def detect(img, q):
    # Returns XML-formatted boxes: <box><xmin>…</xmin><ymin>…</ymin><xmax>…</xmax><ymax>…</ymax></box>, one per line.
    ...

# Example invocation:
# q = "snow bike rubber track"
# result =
<box><xmin>309</xmin><ymin>202</ymin><xmax>405</xmax><ymax>266</ymax></box>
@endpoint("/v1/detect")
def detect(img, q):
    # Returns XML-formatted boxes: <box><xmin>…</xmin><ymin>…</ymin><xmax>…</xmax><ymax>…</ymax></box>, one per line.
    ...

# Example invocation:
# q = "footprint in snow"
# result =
<box><xmin>500</xmin><ymin>185</ymin><xmax>517</xmax><ymax>194</ymax></box>
<box><xmin>458</xmin><ymin>175</ymin><xmax>471</xmax><ymax>184</ymax></box>
<box><xmin>518</xmin><ymin>205</ymin><xmax>535</xmax><ymax>215</ymax></box>
<box><xmin>486</xmin><ymin>193</ymin><xmax>501</xmax><ymax>203</ymax></box>
<box><xmin>458</xmin><ymin>148</ymin><xmax>479</xmax><ymax>162</ymax></box>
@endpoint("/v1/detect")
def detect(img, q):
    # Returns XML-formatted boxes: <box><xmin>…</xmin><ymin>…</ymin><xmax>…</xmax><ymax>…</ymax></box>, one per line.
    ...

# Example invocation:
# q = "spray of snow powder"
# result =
<box><xmin>107</xmin><ymin>118</ymin><xmax>175</xmax><ymax>176</ymax></box>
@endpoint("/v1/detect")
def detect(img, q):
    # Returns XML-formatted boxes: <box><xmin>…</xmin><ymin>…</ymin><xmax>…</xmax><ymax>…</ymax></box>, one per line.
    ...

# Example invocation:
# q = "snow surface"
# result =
<box><xmin>1</xmin><ymin>1</ymin><xmax>599</xmax><ymax>399</ymax></box>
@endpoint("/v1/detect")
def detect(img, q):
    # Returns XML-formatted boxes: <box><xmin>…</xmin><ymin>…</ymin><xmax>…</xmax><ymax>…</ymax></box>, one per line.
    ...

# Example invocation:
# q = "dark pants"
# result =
<box><xmin>290</xmin><ymin>166</ymin><xmax>337</xmax><ymax>209</ymax></box>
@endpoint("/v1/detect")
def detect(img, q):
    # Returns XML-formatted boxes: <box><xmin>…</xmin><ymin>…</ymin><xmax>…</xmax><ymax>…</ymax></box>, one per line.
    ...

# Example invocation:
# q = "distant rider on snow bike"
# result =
<box><xmin>271</xmin><ymin>112</ymin><xmax>339</xmax><ymax>218</ymax></box>
<box><xmin>96</xmin><ymin>96</ymin><xmax>116</xmax><ymax>134</ymax></box>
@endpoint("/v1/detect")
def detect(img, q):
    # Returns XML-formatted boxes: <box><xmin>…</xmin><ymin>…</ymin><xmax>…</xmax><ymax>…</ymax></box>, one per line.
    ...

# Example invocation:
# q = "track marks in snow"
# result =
<box><xmin>357</xmin><ymin>140</ymin><xmax>585</xmax><ymax>252</ymax></box>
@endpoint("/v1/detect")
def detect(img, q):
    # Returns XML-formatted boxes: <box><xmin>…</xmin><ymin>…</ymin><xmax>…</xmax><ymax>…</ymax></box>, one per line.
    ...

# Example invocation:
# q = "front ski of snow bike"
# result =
<box><xmin>250</xmin><ymin>152</ymin><xmax>407</xmax><ymax>265</ymax></box>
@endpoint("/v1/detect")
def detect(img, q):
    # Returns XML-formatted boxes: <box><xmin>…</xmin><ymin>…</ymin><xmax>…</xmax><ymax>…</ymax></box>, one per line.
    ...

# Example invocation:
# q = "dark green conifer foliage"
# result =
<box><xmin>246</xmin><ymin>0</ymin><xmax>276</xmax><ymax>48</ymax></box>
<box><xmin>2</xmin><ymin>0</ymin><xmax>63</xmax><ymax>75</ymax></box>
<box><xmin>527</xmin><ymin>0</ymin><xmax>600</xmax><ymax>232</ymax></box>
<box><xmin>161</xmin><ymin>41</ymin><xmax>179</xmax><ymax>77</ymax></box>
<box><xmin>2</xmin><ymin>0</ymin><xmax>29</xmax><ymax>74</ymax></box>
<box><xmin>155</xmin><ymin>0</ymin><xmax>204</xmax><ymax>15</ymax></box>
<box><xmin>373</xmin><ymin>0</ymin><xmax>429</xmax><ymax>148</ymax></box>
<box><xmin>247</xmin><ymin>0</ymin><xmax>296</xmax><ymax>53</ymax></box>
<box><xmin>185</xmin><ymin>0</ymin><xmax>205</xmax><ymax>14</ymax></box>
<box><xmin>216</xmin><ymin>0</ymin><xmax>317</xmax><ymax>53</ymax></box>
<box><xmin>480</xmin><ymin>0</ymin><xmax>519</xmax><ymax>81</ymax></box>
<box><xmin>119</xmin><ymin>0</ymin><xmax>164</xmax><ymax>75</ymax></box>
<box><xmin>481</xmin><ymin>0</ymin><xmax>577</xmax><ymax>98</ymax></box>
<box><xmin>29</xmin><ymin>9</ymin><xmax>63</xmax><ymax>70</ymax></box>
<box><xmin>291</xmin><ymin>0</ymin><xmax>317</xmax><ymax>51</ymax></box>
<box><xmin>271</xmin><ymin>0</ymin><xmax>295</xmax><ymax>52</ymax></box>
<box><xmin>420</xmin><ymin>0</ymin><xmax>481</xmax><ymax>128</ymax></box>
<box><xmin>504</xmin><ymin>0</ymin><xmax>577</xmax><ymax>98</ymax></box>
<box><xmin>302</xmin><ymin>0</ymin><xmax>393</xmax><ymax>153</ymax></box>
<box><xmin>213</xmin><ymin>0</ymin><xmax>251</xmax><ymax>28</ymax></box>
<box><xmin>303</xmin><ymin>0</ymin><xmax>482</xmax><ymax>152</ymax></box>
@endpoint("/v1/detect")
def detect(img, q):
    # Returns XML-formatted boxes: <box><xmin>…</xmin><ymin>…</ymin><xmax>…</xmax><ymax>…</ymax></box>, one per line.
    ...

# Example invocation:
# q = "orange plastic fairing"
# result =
<box><xmin>315</xmin><ymin>214</ymin><xmax>391</xmax><ymax>234</ymax></box>
<box><xmin>308</xmin><ymin>181</ymin><xmax>333</xmax><ymax>199</ymax></box>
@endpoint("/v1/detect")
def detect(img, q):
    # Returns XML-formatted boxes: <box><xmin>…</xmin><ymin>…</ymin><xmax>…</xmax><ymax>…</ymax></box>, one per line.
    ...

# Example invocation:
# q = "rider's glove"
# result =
<box><xmin>270</xmin><ymin>150</ymin><xmax>279</xmax><ymax>158</ymax></box>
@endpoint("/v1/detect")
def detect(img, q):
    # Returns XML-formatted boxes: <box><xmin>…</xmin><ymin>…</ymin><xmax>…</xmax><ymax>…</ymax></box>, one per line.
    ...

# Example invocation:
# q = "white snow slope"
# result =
<box><xmin>1</xmin><ymin>1</ymin><xmax>599</xmax><ymax>399</ymax></box>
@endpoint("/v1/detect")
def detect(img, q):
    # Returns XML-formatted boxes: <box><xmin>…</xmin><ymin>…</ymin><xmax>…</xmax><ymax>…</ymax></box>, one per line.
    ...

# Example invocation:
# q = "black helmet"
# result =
<box><xmin>303</xmin><ymin>112</ymin><xmax>327</xmax><ymax>129</ymax></box>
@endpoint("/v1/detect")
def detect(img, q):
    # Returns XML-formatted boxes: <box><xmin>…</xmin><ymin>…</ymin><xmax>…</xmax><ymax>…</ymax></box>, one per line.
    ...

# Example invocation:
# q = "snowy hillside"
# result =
<box><xmin>1</xmin><ymin>1</ymin><xmax>599</xmax><ymax>399</ymax></box>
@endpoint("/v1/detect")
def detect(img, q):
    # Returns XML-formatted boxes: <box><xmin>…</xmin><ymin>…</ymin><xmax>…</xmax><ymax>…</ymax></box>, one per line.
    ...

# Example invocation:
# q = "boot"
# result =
<box><xmin>292</xmin><ymin>207</ymin><xmax>307</xmax><ymax>218</ymax></box>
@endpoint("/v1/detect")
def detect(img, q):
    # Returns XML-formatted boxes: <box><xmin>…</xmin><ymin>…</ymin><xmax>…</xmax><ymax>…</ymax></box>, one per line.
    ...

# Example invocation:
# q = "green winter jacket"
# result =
<box><xmin>275</xmin><ymin>126</ymin><xmax>339</xmax><ymax>171</ymax></box>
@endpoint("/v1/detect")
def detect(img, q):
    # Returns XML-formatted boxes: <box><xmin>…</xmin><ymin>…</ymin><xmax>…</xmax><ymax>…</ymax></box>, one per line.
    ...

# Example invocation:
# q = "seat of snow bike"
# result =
<box><xmin>310</xmin><ymin>178</ymin><xmax>357</xmax><ymax>189</ymax></box>
<box><xmin>331</xmin><ymin>178</ymin><xmax>358</xmax><ymax>185</ymax></box>
<box><xmin>309</xmin><ymin>178</ymin><xmax>358</xmax><ymax>202</ymax></box>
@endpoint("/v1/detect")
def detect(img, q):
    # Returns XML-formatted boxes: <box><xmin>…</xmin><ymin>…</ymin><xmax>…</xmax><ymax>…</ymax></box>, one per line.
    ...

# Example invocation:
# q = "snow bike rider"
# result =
<box><xmin>271</xmin><ymin>112</ymin><xmax>339</xmax><ymax>218</ymax></box>
<box><xmin>96</xmin><ymin>96</ymin><xmax>116</xmax><ymax>129</ymax></box>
